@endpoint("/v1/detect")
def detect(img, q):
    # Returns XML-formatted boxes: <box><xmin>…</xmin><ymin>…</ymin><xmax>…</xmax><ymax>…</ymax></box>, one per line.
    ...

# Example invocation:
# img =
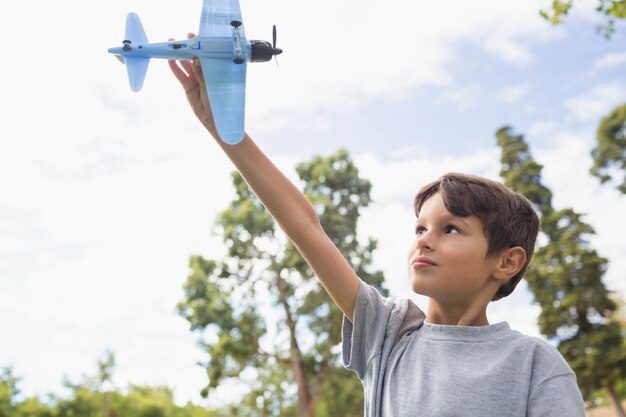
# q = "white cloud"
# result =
<box><xmin>527</xmin><ymin>120</ymin><xmax>560</xmax><ymax>140</ymax></box>
<box><xmin>591</xmin><ymin>51</ymin><xmax>626</xmax><ymax>73</ymax></box>
<box><xmin>1</xmin><ymin>0</ymin><xmax>562</xmax><ymax>137</ymax></box>
<box><xmin>497</xmin><ymin>82</ymin><xmax>531</xmax><ymax>104</ymax></box>
<box><xmin>444</xmin><ymin>83</ymin><xmax>483</xmax><ymax>112</ymax></box>
<box><xmin>483</xmin><ymin>37</ymin><xmax>535</xmax><ymax>67</ymax></box>
<box><xmin>0</xmin><ymin>144</ymin><xmax>235</xmax><ymax>404</ymax></box>
<box><xmin>562</xmin><ymin>80</ymin><xmax>626</xmax><ymax>123</ymax></box>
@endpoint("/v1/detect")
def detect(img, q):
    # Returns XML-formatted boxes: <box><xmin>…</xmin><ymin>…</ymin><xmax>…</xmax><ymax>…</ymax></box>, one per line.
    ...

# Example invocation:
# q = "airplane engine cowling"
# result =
<box><xmin>250</xmin><ymin>40</ymin><xmax>281</xmax><ymax>62</ymax></box>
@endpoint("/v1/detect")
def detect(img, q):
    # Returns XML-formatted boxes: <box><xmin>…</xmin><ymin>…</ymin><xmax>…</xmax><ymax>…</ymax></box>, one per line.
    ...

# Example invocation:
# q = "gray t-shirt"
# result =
<box><xmin>342</xmin><ymin>281</ymin><xmax>585</xmax><ymax>417</ymax></box>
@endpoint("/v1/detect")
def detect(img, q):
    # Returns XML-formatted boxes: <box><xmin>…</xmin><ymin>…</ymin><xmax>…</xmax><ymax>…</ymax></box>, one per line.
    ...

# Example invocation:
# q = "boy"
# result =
<box><xmin>169</xmin><ymin>54</ymin><xmax>586</xmax><ymax>416</ymax></box>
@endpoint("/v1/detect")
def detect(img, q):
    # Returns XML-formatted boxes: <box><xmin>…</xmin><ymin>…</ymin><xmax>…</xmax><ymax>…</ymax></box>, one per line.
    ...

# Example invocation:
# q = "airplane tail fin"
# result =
<box><xmin>124</xmin><ymin>12</ymin><xmax>150</xmax><ymax>92</ymax></box>
<box><xmin>125</xmin><ymin>57</ymin><xmax>150</xmax><ymax>92</ymax></box>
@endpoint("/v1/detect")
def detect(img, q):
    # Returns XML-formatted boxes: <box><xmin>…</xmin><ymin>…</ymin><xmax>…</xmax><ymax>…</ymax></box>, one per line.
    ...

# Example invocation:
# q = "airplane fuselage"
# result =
<box><xmin>107</xmin><ymin>36</ymin><xmax>250</xmax><ymax>62</ymax></box>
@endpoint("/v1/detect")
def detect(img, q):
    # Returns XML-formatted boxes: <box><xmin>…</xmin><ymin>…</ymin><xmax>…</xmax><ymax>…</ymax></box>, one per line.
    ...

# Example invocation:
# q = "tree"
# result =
<box><xmin>591</xmin><ymin>102</ymin><xmax>626</xmax><ymax>194</ymax></box>
<box><xmin>177</xmin><ymin>149</ymin><xmax>386</xmax><ymax>417</ymax></box>
<box><xmin>98</xmin><ymin>349</ymin><xmax>116</xmax><ymax>417</ymax></box>
<box><xmin>60</xmin><ymin>349</ymin><xmax>117</xmax><ymax>417</ymax></box>
<box><xmin>1</xmin><ymin>357</ymin><xmax>224</xmax><ymax>417</ymax></box>
<box><xmin>1</xmin><ymin>367</ymin><xmax>55</xmax><ymax>417</ymax></box>
<box><xmin>497</xmin><ymin>126</ymin><xmax>626</xmax><ymax>417</ymax></box>
<box><xmin>56</xmin><ymin>382</ymin><xmax>222</xmax><ymax>417</ymax></box>
<box><xmin>13</xmin><ymin>398</ymin><xmax>54</xmax><ymax>417</ymax></box>
<box><xmin>97</xmin><ymin>349</ymin><xmax>116</xmax><ymax>392</ymax></box>
<box><xmin>0</xmin><ymin>367</ymin><xmax>20</xmax><ymax>417</ymax></box>
<box><xmin>540</xmin><ymin>0</ymin><xmax>626</xmax><ymax>37</ymax></box>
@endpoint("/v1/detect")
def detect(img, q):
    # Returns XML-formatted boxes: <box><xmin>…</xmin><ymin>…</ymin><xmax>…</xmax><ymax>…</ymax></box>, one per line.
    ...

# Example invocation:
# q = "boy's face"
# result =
<box><xmin>407</xmin><ymin>192</ymin><xmax>501</xmax><ymax>305</ymax></box>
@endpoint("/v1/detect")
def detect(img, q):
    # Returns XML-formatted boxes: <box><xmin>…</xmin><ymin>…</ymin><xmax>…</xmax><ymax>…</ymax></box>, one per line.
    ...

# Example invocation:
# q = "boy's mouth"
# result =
<box><xmin>411</xmin><ymin>256</ymin><xmax>437</xmax><ymax>268</ymax></box>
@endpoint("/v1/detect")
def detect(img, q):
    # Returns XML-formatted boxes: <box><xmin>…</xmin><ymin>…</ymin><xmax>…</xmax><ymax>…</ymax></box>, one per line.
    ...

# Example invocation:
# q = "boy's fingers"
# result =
<box><xmin>167</xmin><ymin>38</ymin><xmax>189</xmax><ymax>85</ymax></box>
<box><xmin>180</xmin><ymin>60</ymin><xmax>199</xmax><ymax>84</ymax></box>
<box><xmin>179</xmin><ymin>60</ymin><xmax>194</xmax><ymax>74</ymax></box>
<box><xmin>168</xmin><ymin>60</ymin><xmax>189</xmax><ymax>85</ymax></box>
<box><xmin>166</xmin><ymin>34</ymin><xmax>203</xmax><ymax>90</ymax></box>
<box><xmin>192</xmin><ymin>59</ymin><xmax>205</xmax><ymax>84</ymax></box>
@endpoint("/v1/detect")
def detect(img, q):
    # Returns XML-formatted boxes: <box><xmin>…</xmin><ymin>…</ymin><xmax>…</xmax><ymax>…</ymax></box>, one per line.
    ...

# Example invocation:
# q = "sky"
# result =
<box><xmin>1</xmin><ymin>0</ymin><xmax>625</xmax><ymax>408</ymax></box>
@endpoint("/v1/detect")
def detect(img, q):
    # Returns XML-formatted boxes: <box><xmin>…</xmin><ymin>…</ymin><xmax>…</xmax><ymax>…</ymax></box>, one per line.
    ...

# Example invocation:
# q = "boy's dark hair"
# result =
<box><xmin>413</xmin><ymin>172</ymin><xmax>540</xmax><ymax>301</ymax></box>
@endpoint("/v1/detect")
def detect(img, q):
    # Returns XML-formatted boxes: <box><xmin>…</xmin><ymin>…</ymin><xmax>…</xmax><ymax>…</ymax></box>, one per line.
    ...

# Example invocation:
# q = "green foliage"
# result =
<box><xmin>55</xmin><ymin>384</ymin><xmax>221</xmax><ymax>417</ymax></box>
<box><xmin>540</xmin><ymin>0</ymin><xmax>575</xmax><ymax>24</ymax></box>
<box><xmin>591</xmin><ymin>102</ymin><xmax>626</xmax><ymax>194</ymax></box>
<box><xmin>178</xmin><ymin>255</ymin><xmax>265</xmax><ymax>394</ymax></box>
<box><xmin>497</xmin><ymin>126</ymin><xmax>626</xmax><ymax>400</ymax></box>
<box><xmin>0</xmin><ymin>367</ymin><xmax>55</xmax><ymax>417</ymax></box>
<box><xmin>312</xmin><ymin>366</ymin><xmax>364</xmax><ymax>417</ymax></box>
<box><xmin>0</xmin><ymin>356</ymin><xmax>223</xmax><ymax>417</ymax></box>
<box><xmin>178</xmin><ymin>149</ymin><xmax>385</xmax><ymax>415</ymax></box>
<box><xmin>13</xmin><ymin>397</ymin><xmax>55</xmax><ymax>417</ymax></box>
<box><xmin>497</xmin><ymin>127</ymin><xmax>553</xmax><ymax>214</ymax></box>
<box><xmin>540</xmin><ymin>0</ymin><xmax>626</xmax><ymax>37</ymax></box>
<box><xmin>96</xmin><ymin>350</ymin><xmax>115</xmax><ymax>391</ymax></box>
<box><xmin>0</xmin><ymin>367</ymin><xmax>20</xmax><ymax>417</ymax></box>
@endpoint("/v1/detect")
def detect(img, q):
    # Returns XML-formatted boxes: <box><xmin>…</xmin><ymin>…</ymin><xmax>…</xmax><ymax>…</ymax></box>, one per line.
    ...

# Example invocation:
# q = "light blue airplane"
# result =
<box><xmin>108</xmin><ymin>0</ymin><xmax>282</xmax><ymax>144</ymax></box>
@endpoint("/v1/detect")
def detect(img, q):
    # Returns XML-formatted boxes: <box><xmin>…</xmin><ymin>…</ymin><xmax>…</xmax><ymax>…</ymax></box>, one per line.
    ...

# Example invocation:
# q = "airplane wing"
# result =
<box><xmin>199</xmin><ymin>57</ymin><xmax>247</xmax><ymax>144</ymax></box>
<box><xmin>198</xmin><ymin>0</ymin><xmax>245</xmax><ymax>38</ymax></box>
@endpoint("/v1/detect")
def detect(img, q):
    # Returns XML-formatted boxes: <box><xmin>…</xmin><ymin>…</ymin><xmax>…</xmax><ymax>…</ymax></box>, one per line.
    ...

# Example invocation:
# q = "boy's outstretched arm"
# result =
<box><xmin>168</xmin><ymin>52</ymin><xmax>361</xmax><ymax>322</ymax></box>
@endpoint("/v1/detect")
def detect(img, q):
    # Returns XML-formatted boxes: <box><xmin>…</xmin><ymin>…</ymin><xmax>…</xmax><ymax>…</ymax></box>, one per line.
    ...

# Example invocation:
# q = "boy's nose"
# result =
<box><xmin>415</xmin><ymin>231</ymin><xmax>433</xmax><ymax>251</ymax></box>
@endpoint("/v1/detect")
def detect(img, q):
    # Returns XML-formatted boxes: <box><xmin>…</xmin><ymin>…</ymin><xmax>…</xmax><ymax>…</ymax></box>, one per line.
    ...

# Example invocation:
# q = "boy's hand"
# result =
<box><xmin>168</xmin><ymin>33</ymin><xmax>219</xmax><ymax>139</ymax></box>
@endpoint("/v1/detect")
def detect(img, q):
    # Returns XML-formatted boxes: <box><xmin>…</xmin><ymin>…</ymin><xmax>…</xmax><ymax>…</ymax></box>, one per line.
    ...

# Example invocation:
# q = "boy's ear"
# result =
<box><xmin>493</xmin><ymin>247</ymin><xmax>527</xmax><ymax>282</ymax></box>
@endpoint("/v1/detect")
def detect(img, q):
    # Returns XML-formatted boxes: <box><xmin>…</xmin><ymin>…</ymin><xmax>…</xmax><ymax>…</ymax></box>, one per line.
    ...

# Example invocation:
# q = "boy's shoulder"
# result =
<box><xmin>493</xmin><ymin>325</ymin><xmax>571</xmax><ymax>363</ymax></box>
<box><xmin>504</xmin><ymin>329</ymin><xmax>575</xmax><ymax>382</ymax></box>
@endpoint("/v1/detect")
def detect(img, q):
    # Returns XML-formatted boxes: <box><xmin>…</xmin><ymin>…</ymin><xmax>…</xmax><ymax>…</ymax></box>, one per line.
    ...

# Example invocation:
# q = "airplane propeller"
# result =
<box><xmin>273</xmin><ymin>25</ymin><xmax>277</xmax><ymax>49</ymax></box>
<box><xmin>272</xmin><ymin>25</ymin><xmax>282</xmax><ymax>65</ymax></box>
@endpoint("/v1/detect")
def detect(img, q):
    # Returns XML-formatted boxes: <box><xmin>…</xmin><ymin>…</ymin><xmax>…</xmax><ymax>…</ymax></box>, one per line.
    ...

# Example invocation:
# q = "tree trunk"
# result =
<box><xmin>276</xmin><ymin>275</ymin><xmax>315</xmax><ymax>417</ymax></box>
<box><xmin>606</xmin><ymin>381</ymin><xmax>626</xmax><ymax>417</ymax></box>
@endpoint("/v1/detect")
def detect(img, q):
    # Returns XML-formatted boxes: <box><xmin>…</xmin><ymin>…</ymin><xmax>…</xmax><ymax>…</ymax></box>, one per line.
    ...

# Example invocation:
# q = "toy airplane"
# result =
<box><xmin>108</xmin><ymin>0</ymin><xmax>282</xmax><ymax>144</ymax></box>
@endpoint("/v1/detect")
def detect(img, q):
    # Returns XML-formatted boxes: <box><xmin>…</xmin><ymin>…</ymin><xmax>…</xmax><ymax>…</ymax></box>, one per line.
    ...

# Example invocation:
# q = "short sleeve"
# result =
<box><xmin>527</xmin><ymin>374</ymin><xmax>585</xmax><ymax>416</ymax></box>
<box><xmin>341</xmin><ymin>281</ymin><xmax>406</xmax><ymax>379</ymax></box>
<box><xmin>527</xmin><ymin>341</ymin><xmax>585</xmax><ymax>417</ymax></box>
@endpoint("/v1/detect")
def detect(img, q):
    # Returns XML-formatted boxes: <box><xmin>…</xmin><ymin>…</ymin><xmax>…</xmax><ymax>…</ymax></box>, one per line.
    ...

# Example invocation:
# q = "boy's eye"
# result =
<box><xmin>445</xmin><ymin>225</ymin><xmax>460</xmax><ymax>234</ymax></box>
<box><xmin>415</xmin><ymin>226</ymin><xmax>426</xmax><ymax>235</ymax></box>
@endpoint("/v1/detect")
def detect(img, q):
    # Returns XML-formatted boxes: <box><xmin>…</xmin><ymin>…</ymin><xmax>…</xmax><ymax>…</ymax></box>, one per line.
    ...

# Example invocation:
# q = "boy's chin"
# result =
<box><xmin>410</xmin><ymin>278</ymin><xmax>430</xmax><ymax>297</ymax></box>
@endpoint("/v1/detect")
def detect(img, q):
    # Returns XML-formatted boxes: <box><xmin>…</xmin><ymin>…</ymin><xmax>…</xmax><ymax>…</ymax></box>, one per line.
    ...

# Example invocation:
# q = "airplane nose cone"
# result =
<box><xmin>274</xmin><ymin>48</ymin><xmax>282</xmax><ymax>56</ymax></box>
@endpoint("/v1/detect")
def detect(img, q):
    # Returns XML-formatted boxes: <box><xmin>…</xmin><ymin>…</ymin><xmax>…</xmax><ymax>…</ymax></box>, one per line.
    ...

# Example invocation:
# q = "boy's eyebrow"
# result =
<box><xmin>416</xmin><ymin>213</ymin><xmax>472</xmax><ymax>227</ymax></box>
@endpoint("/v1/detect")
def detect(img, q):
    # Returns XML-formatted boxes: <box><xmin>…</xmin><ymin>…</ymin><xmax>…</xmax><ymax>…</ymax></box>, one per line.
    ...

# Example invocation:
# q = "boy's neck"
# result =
<box><xmin>426</xmin><ymin>299</ymin><xmax>490</xmax><ymax>326</ymax></box>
